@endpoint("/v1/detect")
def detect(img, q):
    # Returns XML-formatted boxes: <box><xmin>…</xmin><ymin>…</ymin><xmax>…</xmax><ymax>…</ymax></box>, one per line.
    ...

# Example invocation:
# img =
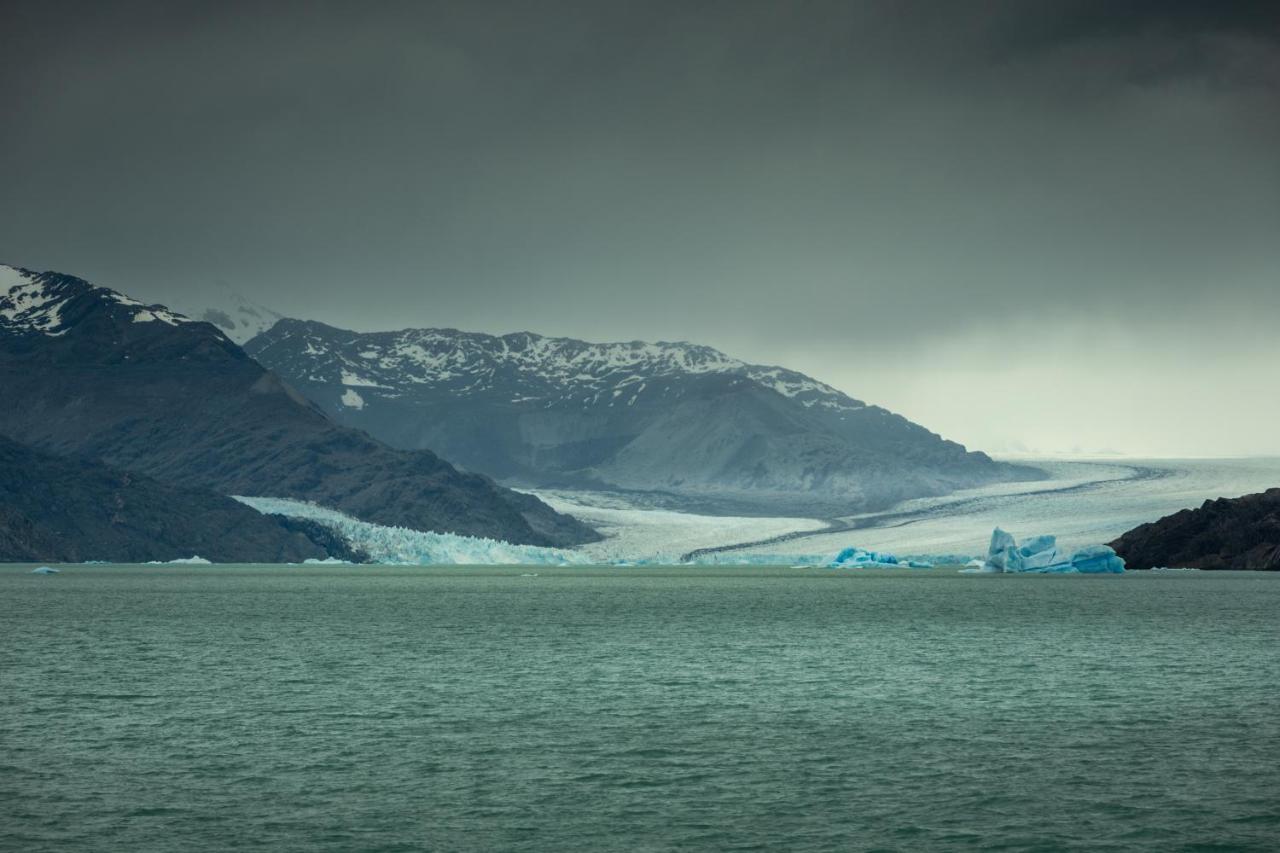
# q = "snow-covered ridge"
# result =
<box><xmin>0</xmin><ymin>264</ymin><xmax>194</xmax><ymax>335</ymax></box>
<box><xmin>251</xmin><ymin>319</ymin><xmax>867</xmax><ymax>412</ymax></box>
<box><xmin>170</xmin><ymin>283</ymin><xmax>286</xmax><ymax>344</ymax></box>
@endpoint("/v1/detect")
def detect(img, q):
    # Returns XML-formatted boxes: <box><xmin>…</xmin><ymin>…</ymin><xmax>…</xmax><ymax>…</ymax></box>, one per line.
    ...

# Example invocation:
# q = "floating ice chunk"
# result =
<box><xmin>979</xmin><ymin>529</ymin><xmax>1124</xmax><ymax>574</ymax></box>
<box><xmin>984</xmin><ymin>528</ymin><xmax>1018</xmax><ymax>571</ymax></box>
<box><xmin>828</xmin><ymin>546</ymin><xmax>930</xmax><ymax>568</ymax></box>
<box><xmin>146</xmin><ymin>556</ymin><xmax>213</xmax><ymax>565</ymax></box>
<box><xmin>1017</xmin><ymin>534</ymin><xmax>1065</xmax><ymax>570</ymax></box>
<box><xmin>1067</xmin><ymin>544</ymin><xmax>1126</xmax><ymax>574</ymax></box>
<box><xmin>31</xmin><ymin>566</ymin><xmax>59</xmax><ymax>574</ymax></box>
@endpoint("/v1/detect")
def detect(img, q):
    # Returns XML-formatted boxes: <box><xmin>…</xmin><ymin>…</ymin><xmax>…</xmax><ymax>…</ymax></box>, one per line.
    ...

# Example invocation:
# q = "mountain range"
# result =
<box><xmin>246</xmin><ymin>320</ymin><xmax>1040</xmax><ymax>514</ymax></box>
<box><xmin>0</xmin><ymin>261</ymin><xmax>1042</xmax><ymax>563</ymax></box>
<box><xmin>0</xmin><ymin>265</ymin><xmax>598</xmax><ymax>554</ymax></box>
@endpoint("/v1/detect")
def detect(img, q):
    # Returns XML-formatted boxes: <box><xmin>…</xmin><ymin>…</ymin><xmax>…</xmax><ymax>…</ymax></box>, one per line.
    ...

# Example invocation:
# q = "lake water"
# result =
<box><xmin>3</xmin><ymin>565</ymin><xmax>1278</xmax><ymax>851</ymax></box>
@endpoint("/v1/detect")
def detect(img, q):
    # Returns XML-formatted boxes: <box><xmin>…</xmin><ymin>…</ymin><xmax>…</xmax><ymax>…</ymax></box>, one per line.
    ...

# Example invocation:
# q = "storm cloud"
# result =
<box><xmin>3</xmin><ymin>0</ymin><xmax>1278</xmax><ymax>455</ymax></box>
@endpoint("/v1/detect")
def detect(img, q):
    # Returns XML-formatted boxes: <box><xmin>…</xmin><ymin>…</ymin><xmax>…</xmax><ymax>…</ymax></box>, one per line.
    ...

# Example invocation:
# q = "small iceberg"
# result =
<box><xmin>145</xmin><ymin>556</ymin><xmax>213</xmax><ymax>565</ymax></box>
<box><xmin>828</xmin><ymin>547</ymin><xmax>931</xmax><ymax>569</ymax></box>
<box><xmin>31</xmin><ymin>566</ymin><xmax>59</xmax><ymax>574</ymax></box>
<box><xmin>974</xmin><ymin>528</ymin><xmax>1125</xmax><ymax>574</ymax></box>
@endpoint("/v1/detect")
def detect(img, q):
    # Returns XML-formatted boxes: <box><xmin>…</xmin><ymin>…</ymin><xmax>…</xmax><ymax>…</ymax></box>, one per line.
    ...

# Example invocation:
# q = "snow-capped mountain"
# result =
<box><xmin>1</xmin><ymin>263</ymin><xmax>193</xmax><ymax>334</ymax></box>
<box><xmin>247</xmin><ymin>320</ymin><xmax>1041</xmax><ymax>514</ymax></box>
<box><xmin>0</xmin><ymin>264</ymin><xmax>598</xmax><ymax>547</ymax></box>
<box><xmin>172</xmin><ymin>281</ymin><xmax>287</xmax><ymax>344</ymax></box>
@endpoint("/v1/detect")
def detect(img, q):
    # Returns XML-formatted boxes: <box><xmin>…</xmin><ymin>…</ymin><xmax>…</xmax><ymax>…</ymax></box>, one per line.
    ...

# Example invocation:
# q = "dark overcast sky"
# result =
<box><xmin>3</xmin><ymin>1</ymin><xmax>1278</xmax><ymax>455</ymax></box>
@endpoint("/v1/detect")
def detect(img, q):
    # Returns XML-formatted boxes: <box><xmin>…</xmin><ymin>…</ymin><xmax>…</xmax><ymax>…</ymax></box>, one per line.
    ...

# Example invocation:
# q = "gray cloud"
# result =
<box><xmin>2</xmin><ymin>0</ymin><xmax>1278</xmax><ymax>455</ymax></box>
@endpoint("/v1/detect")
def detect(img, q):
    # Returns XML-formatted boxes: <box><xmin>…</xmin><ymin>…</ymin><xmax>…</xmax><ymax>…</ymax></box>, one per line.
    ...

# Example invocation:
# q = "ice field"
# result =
<box><xmin>730</xmin><ymin>457</ymin><xmax>1280</xmax><ymax>561</ymax></box>
<box><xmin>234</xmin><ymin>458</ymin><xmax>1280</xmax><ymax>565</ymax></box>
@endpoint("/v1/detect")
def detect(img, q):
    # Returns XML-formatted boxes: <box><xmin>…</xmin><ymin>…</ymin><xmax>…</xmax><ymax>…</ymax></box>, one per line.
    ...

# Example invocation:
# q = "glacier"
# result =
<box><xmin>973</xmin><ymin>528</ymin><xmax>1125</xmax><ymax>574</ymax></box>
<box><xmin>236</xmin><ymin>496</ymin><xmax>1123</xmax><ymax>572</ymax></box>
<box><xmin>236</xmin><ymin>497</ymin><xmax>590</xmax><ymax>565</ymax></box>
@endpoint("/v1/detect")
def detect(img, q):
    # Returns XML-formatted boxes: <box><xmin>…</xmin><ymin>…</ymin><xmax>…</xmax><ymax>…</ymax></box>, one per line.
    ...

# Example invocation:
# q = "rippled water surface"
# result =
<box><xmin>3</xmin><ymin>565</ymin><xmax>1278</xmax><ymax>852</ymax></box>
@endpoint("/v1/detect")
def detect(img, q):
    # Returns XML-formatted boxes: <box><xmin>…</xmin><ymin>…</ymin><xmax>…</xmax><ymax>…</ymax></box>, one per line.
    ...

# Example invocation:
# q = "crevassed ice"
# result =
<box><xmin>235</xmin><ymin>496</ymin><xmax>590</xmax><ymax>565</ymax></box>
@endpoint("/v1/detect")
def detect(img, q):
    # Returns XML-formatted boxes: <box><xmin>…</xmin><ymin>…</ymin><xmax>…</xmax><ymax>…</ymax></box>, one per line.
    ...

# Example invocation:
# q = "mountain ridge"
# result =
<box><xmin>247</xmin><ymin>317</ymin><xmax>1040</xmax><ymax>514</ymax></box>
<box><xmin>0</xmin><ymin>264</ymin><xmax>599</xmax><ymax>548</ymax></box>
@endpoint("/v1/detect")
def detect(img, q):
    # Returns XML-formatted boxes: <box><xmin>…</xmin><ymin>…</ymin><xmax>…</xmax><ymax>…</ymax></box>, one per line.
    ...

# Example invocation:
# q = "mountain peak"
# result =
<box><xmin>0</xmin><ymin>264</ymin><xmax>600</xmax><ymax>547</ymax></box>
<box><xmin>247</xmin><ymin>319</ymin><xmax>1032</xmax><ymax>514</ymax></box>
<box><xmin>1</xmin><ymin>264</ymin><xmax>198</xmax><ymax>337</ymax></box>
<box><xmin>251</xmin><ymin>319</ymin><xmax>869</xmax><ymax>414</ymax></box>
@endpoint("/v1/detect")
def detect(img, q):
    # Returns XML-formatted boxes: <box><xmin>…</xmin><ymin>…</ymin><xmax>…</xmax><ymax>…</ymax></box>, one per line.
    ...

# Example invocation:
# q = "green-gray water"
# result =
<box><xmin>3</xmin><ymin>565</ymin><xmax>1278</xmax><ymax>851</ymax></box>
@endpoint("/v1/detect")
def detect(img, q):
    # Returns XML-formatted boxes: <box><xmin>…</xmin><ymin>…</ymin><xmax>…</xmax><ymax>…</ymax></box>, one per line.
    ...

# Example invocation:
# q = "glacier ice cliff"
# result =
<box><xmin>236</xmin><ymin>497</ymin><xmax>589</xmax><ymax>565</ymax></box>
<box><xmin>971</xmin><ymin>528</ymin><xmax>1125</xmax><ymax>574</ymax></box>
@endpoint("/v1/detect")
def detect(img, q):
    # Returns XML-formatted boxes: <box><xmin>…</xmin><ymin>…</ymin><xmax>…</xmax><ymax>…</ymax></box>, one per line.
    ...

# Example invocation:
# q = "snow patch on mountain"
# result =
<box><xmin>172</xmin><ymin>282</ymin><xmax>286</xmax><ymax>344</ymax></box>
<box><xmin>0</xmin><ymin>268</ymin><xmax>66</xmax><ymax>334</ymax></box>
<box><xmin>1</xmin><ymin>264</ymin><xmax>194</xmax><ymax>335</ymax></box>
<box><xmin>248</xmin><ymin>320</ymin><xmax>871</xmax><ymax>413</ymax></box>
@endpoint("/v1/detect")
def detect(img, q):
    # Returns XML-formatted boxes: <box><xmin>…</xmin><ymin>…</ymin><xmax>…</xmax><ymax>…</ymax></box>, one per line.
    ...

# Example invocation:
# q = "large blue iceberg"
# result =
<box><xmin>971</xmin><ymin>528</ymin><xmax>1124</xmax><ymax>574</ymax></box>
<box><xmin>828</xmin><ymin>547</ymin><xmax>932</xmax><ymax>569</ymax></box>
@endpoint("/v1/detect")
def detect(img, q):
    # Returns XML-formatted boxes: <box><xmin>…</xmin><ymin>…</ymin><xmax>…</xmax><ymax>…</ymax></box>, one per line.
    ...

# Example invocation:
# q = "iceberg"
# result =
<box><xmin>828</xmin><ymin>547</ymin><xmax>931</xmax><ymax>569</ymax></box>
<box><xmin>979</xmin><ymin>528</ymin><xmax>1124</xmax><ymax>574</ymax></box>
<box><xmin>31</xmin><ymin>566</ymin><xmax>59</xmax><ymax>574</ymax></box>
<box><xmin>1066</xmin><ymin>544</ymin><xmax>1127</xmax><ymax>574</ymax></box>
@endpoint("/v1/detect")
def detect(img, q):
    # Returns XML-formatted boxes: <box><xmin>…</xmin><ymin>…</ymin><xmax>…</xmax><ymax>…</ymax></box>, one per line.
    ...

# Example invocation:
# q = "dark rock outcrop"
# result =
<box><xmin>0</xmin><ymin>435</ymin><xmax>360</xmax><ymax>563</ymax></box>
<box><xmin>1110</xmin><ymin>489</ymin><xmax>1280</xmax><ymax>570</ymax></box>
<box><xmin>0</xmin><ymin>265</ymin><xmax>598</xmax><ymax>547</ymax></box>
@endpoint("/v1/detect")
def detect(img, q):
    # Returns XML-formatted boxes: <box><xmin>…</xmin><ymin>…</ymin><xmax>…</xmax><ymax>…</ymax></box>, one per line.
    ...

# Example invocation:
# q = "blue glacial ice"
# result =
<box><xmin>31</xmin><ymin>566</ymin><xmax>59</xmax><ymax>574</ymax></box>
<box><xmin>828</xmin><ymin>547</ymin><xmax>932</xmax><ymax>569</ymax></box>
<box><xmin>969</xmin><ymin>528</ymin><xmax>1125</xmax><ymax>574</ymax></box>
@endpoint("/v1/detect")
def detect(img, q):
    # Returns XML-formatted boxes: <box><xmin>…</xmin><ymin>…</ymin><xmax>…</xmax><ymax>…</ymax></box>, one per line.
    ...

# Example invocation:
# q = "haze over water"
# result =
<box><xmin>4</xmin><ymin>565</ymin><xmax>1278</xmax><ymax>851</ymax></box>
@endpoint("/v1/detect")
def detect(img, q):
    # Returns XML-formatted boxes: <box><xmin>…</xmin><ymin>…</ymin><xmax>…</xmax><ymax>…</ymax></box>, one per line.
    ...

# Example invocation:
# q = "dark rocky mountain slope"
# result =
<box><xmin>247</xmin><ymin>320</ymin><xmax>1041</xmax><ymax>514</ymax></box>
<box><xmin>0</xmin><ymin>435</ymin><xmax>365</xmax><ymax>563</ymax></box>
<box><xmin>0</xmin><ymin>265</ymin><xmax>597</xmax><ymax>547</ymax></box>
<box><xmin>1110</xmin><ymin>489</ymin><xmax>1280</xmax><ymax>570</ymax></box>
